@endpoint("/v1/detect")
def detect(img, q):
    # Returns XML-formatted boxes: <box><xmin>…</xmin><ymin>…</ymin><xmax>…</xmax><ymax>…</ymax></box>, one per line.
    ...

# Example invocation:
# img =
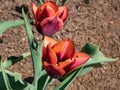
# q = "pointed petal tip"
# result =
<box><xmin>65</xmin><ymin>52</ymin><xmax>90</xmax><ymax>73</ymax></box>
<box><xmin>44</xmin><ymin>36</ymin><xmax>57</xmax><ymax>47</ymax></box>
<box><xmin>32</xmin><ymin>3</ymin><xmax>38</xmax><ymax>16</ymax></box>
<box><xmin>53</xmin><ymin>38</ymin><xmax>75</xmax><ymax>61</ymax></box>
<box><xmin>46</xmin><ymin>43</ymin><xmax>58</xmax><ymax>64</ymax></box>
<box><xmin>57</xmin><ymin>6</ymin><xmax>68</xmax><ymax>22</ymax></box>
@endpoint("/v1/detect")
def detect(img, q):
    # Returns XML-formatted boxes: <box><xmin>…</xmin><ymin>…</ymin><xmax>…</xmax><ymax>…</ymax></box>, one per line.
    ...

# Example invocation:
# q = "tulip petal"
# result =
<box><xmin>58</xmin><ymin>59</ymin><xmax>72</xmax><ymax>69</ymax></box>
<box><xmin>43</xmin><ymin>36</ymin><xmax>58</xmax><ymax>60</ymax></box>
<box><xmin>36</xmin><ymin>5</ymin><xmax>56</xmax><ymax>23</ymax></box>
<box><xmin>44</xmin><ymin>61</ymin><xmax>65</xmax><ymax>78</ymax></box>
<box><xmin>46</xmin><ymin>44</ymin><xmax>58</xmax><ymax>64</ymax></box>
<box><xmin>64</xmin><ymin>52</ymin><xmax>90</xmax><ymax>72</ymax></box>
<box><xmin>40</xmin><ymin>16</ymin><xmax>63</xmax><ymax>36</ymax></box>
<box><xmin>57</xmin><ymin>6</ymin><xmax>68</xmax><ymax>22</ymax></box>
<box><xmin>32</xmin><ymin>3</ymin><xmax>38</xmax><ymax>19</ymax></box>
<box><xmin>53</xmin><ymin>38</ymin><xmax>75</xmax><ymax>61</ymax></box>
<box><xmin>40</xmin><ymin>1</ymin><xmax>58</xmax><ymax>12</ymax></box>
<box><xmin>44</xmin><ymin>36</ymin><xmax>57</xmax><ymax>48</ymax></box>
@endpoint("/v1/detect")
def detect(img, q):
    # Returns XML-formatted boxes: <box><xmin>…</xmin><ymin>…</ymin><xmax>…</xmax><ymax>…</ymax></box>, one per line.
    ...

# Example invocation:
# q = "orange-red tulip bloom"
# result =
<box><xmin>32</xmin><ymin>1</ymin><xmax>68</xmax><ymax>36</ymax></box>
<box><xmin>43</xmin><ymin>36</ymin><xmax>90</xmax><ymax>78</ymax></box>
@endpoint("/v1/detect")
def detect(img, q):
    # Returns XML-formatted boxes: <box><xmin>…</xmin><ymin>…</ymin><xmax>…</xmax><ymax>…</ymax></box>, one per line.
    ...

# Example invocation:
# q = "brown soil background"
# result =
<box><xmin>0</xmin><ymin>0</ymin><xmax>120</xmax><ymax>90</ymax></box>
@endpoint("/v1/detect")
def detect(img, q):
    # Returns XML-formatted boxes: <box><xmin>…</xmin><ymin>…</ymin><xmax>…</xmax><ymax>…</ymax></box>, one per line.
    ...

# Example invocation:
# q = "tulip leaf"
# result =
<box><xmin>0</xmin><ymin>69</ymin><xmax>33</xmax><ymax>90</ymax></box>
<box><xmin>81</xmin><ymin>43</ymin><xmax>118</xmax><ymax>66</ymax></box>
<box><xmin>78</xmin><ymin>66</ymin><xmax>94</xmax><ymax>77</ymax></box>
<box><xmin>55</xmin><ymin>0</ymin><xmax>59</xmax><ymax>4</ymax></box>
<box><xmin>0</xmin><ymin>60</ymin><xmax>13</xmax><ymax>90</ymax></box>
<box><xmin>22</xmin><ymin>8</ymin><xmax>43</xmax><ymax>90</ymax></box>
<box><xmin>62</xmin><ymin>0</ymin><xmax>67</xmax><ymax>5</ymax></box>
<box><xmin>0</xmin><ymin>58</ymin><xmax>33</xmax><ymax>90</ymax></box>
<box><xmin>1</xmin><ymin>52</ymin><xmax>30</xmax><ymax>69</ymax></box>
<box><xmin>39</xmin><ymin>0</ymin><xmax>44</xmax><ymax>5</ymax></box>
<box><xmin>37</xmin><ymin>70</ymin><xmax>56</xmax><ymax>90</ymax></box>
<box><xmin>0</xmin><ymin>20</ymin><xmax>24</xmax><ymax>35</ymax></box>
<box><xmin>54</xmin><ymin>66</ymin><xmax>84</xmax><ymax>90</ymax></box>
<box><xmin>81</xmin><ymin>43</ymin><xmax>99</xmax><ymax>57</ymax></box>
<box><xmin>0</xmin><ymin>18</ymin><xmax>33</xmax><ymax>35</ymax></box>
<box><xmin>77</xmin><ymin>43</ymin><xmax>118</xmax><ymax>77</ymax></box>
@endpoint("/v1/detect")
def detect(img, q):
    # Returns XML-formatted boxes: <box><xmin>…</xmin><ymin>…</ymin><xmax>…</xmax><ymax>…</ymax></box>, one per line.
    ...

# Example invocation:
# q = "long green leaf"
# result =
<box><xmin>22</xmin><ymin>8</ymin><xmax>43</xmax><ymax>90</ymax></box>
<box><xmin>0</xmin><ymin>69</ymin><xmax>33</xmax><ymax>90</ymax></box>
<box><xmin>37</xmin><ymin>70</ymin><xmax>56</xmax><ymax>90</ymax></box>
<box><xmin>54</xmin><ymin>66</ymin><xmax>84</xmax><ymax>90</ymax></box>
<box><xmin>0</xmin><ymin>60</ymin><xmax>12</xmax><ymax>90</ymax></box>
<box><xmin>55</xmin><ymin>0</ymin><xmax>59</xmax><ymax>4</ymax></box>
<box><xmin>1</xmin><ymin>52</ymin><xmax>30</xmax><ymax>69</ymax></box>
<box><xmin>81</xmin><ymin>43</ymin><xmax>118</xmax><ymax>66</ymax></box>
<box><xmin>0</xmin><ymin>20</ymin><xmax>24</xmax><ymax>35</ymax></box>
<box><xmin>0</xmin><ymin>19</ymin><xmax>33</xmax><ymax>35</ymax></box>
<box><xmin>37</xmin><ymin>70</ymin><xmax>50</xmax><ymax>90</ymax></box>
<box><xmin>39</xmin><ymin>0</ymin><xmax>43</xmax><ymax>5</ymax></box>
<box><xmin>78</xmin><ymin>66</ymin><xmax>93</xmax><ymax>77</ymax></box>
<box><xmin>84</xmin><ymin>57</ymin><xmax>117</xmax><ymax>67</ymax></box>
<box><xmin>62</xmin><ymin>0</ymin><xmax>67</xmax><ymax>5</ymax></box>
<box><xmin>77</xmin><ymin>43</ymin><xmax>118</xmax><ymax>77</ymax></box>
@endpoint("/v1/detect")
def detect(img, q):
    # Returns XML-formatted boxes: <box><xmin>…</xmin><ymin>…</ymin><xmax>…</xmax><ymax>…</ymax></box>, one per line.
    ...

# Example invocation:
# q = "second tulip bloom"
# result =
<box><xmin>43</xmin><ymin>36</ymin><xmax>90</xmax><ymax>78</ymax></box>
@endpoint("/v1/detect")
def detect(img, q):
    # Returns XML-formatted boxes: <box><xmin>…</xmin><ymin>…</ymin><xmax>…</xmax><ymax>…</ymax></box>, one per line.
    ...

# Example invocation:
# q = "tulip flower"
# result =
<box><xmin>32</xmin><ymin>1</ymin><xmax>68</xmax><ymax>36</ymax></box>
<box><xmin>43</xmin><ymin>36</ymin><xmax>90</xmax><ymax>78</ymax></box>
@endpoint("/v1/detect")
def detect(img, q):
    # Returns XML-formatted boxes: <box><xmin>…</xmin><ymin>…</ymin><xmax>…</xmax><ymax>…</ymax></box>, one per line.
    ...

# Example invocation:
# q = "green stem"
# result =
<box><xmin>55</xmin><ymin>0</ymin><xmax>59</xmax><ymax>5</ymax></box>
<box><xmin>0</xmin><ymin>60</ymin><xmax>13</xmax><ymax>90</ymax></box>
<box><xmin>65</xmin><ymin>66</ymin><xmax>85</xmax><ymax>90</ymax></box>
<box><xmin>39</xmin><ymin>0</ymin><xmax>43</xmax><ymax>5</ymax></box>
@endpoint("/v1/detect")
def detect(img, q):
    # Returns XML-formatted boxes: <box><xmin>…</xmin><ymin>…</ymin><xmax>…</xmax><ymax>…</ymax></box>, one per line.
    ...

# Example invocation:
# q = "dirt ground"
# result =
<box><xmin>0</xmin><ymin>0</ymin><xmax>120</xmax><ymax>90</ymax></box>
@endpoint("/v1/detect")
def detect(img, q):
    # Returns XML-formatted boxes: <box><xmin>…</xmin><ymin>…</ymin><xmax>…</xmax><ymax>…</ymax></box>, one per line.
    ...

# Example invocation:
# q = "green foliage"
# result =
<box><xmin>0</xmin><ymin>18</ymin><xmax>33</xmax><ymax>35</ymax></box>
<box><xmin>38</xmin><ymin>0</ymin><xmax>44</xmax><ymax>5</ymax></box>
<box><xmin>37</xmin><ymin>70</ymin><xmax>56</xmax><ymax>90</ymax></box>
<box><xmin>78</xmin><ymin>66</ymin><xmax>93</xmax><ymax>77</ymax></box>
<box><xmin>0</xmin><ymin>60</ymin><xmax>32</xmax><ymax>90</ymax></box>
<box><xmin>0</xmin><ymin>60</ymin><xmax>12</xmax><ymax>90</ymax></box>
<box><xmin>54</xmin><ymin>66</ymin><xmax>84</xmax><ymax>90</ymax></box>
<box><xmin>22</xmin><ymin>8</ymin><xmax>55</xmax><ymax>90</ymax></box>
<box><xmin>82</xmin><ymin>43</ymin><xmax>117</xmax><ymax>66</ymax></box>
<box><xmin>62</xmin><ymin>0</ymin><xmax>67</xmax><ymax>5</ymax></box>
<box><xmin>22</xmin><ymin>8</ymin><xmax>42</xmax><ymax>77</ymax></box>
<box><xmin>0</xmin><ymin>20</ymin><xmax>24</xmax><ymax>35</ymax></box>
<box><xmin>77</xmin><ymin>43</ymin><xmax>118</xmax><ymax>77</ymax></box>
<box><xmin>2</xmin><ymin>52</ymin><xmax>30</xmax><ymax>69</ymax></box>
<box><xmin>0</xmin><ymin>52</ymin><xmax>30</xmax><ymax>90</ymax></box>
<box><xmin>55</xmin><ymin>0</ymin><xmax>59</xmax><ymax>4</ymax></box>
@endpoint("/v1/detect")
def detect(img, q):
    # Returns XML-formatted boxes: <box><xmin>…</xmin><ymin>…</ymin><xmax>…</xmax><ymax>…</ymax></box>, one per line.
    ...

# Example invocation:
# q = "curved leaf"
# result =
<box><xmin>22</xmin><ymin>8</ymin><xmax>43</xmax><ymax>90</ymax></box>
<box><xmin>2</xmin><ymin>52</ymin><xmax>30</xmax><ymax>69</ymax></box>
<box><xmin>0</xmin><ymin>20</ymin><xmax>24</xmax><ymax>35</ymax></box>
<box><xmin>54</xmin><ymin>66</ymin><xmax>84</xmax><ymax>90</ymax></box>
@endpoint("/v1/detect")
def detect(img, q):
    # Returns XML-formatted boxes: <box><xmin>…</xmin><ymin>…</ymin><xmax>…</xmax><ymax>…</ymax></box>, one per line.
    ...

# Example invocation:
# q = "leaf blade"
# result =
<box><xmin>22</xmin><ymin>8</ymin><xmax>43</xmax><ymax>90</ymax></box>
<box><xmin>54</xmin><ymin>66</ymin><xmax>84</xmax><ymax>90</ymax></box>
<box><xmin>2</xmin><ymin>52</ymin><xmax>30</xmax><ymax>69</ymax></box>
<box><xmin>0</xmin><ymin>60</ymin><xmax>13</xmax><ymax>90</ymax></box>
<box><xmin>0</xmin><ymin>20</ymin><xmax>24</xmax><ymax>35</ymax></box>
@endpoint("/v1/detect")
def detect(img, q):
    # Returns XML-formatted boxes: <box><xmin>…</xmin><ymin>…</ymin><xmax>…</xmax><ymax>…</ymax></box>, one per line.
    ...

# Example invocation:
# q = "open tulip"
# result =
<box><xmin>32</xmin><ymin>1</ymin><xmax>68</xmax><ymax>36</ymax></box>
<box><xmin>43</xmin><ymin>36</ymin><xmax>90</xmax><ymax>78</ymax></box>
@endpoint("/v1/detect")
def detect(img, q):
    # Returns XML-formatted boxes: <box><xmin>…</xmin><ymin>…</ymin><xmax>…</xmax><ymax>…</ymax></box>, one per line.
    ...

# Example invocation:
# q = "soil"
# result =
<box><xmin>0</xmin><ymin>0</ymin><xmax>120</xmax><ymax>90</ymax></box>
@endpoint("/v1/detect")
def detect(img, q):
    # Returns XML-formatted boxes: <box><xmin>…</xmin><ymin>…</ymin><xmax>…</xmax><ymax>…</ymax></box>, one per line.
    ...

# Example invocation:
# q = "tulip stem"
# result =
<box><xmin>55</xmin><ymin>0</ymin><xmax>59</xmax><ymax>5</ymax></box>
<box><xmin>39</xmin><ymin>0</ymin><xmax>43</xmax><ymax>5</ymax></box>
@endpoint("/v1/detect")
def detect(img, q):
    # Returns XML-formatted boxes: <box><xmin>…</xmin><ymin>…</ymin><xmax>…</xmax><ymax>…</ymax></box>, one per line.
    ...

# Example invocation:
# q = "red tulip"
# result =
<box><xmin>43</xmin><ymin>36</ymin><xmax>90</xmax><ymax>78</ymax></box>
<box><xmin>32</xmin><ymin>1</ymin><xmax>68</xmax><ymax>36</ymax></box>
